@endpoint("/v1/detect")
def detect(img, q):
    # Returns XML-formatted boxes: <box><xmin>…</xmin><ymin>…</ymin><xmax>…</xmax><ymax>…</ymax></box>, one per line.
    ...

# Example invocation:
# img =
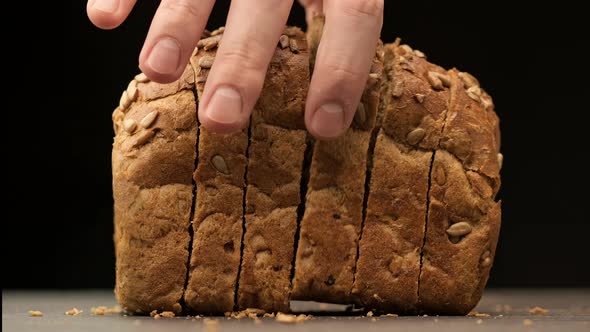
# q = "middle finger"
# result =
<box><xmin>198</xmin><ymin>0</ymin><xmax>295</xmax><ymax>133</ymax></box>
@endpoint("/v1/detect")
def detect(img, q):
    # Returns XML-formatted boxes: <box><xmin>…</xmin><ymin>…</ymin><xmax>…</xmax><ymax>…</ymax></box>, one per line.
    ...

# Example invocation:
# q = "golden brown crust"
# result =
<box><xmin>352</xmin><ymin>137</ymin><xmax>430</xmax><ymax>313</ymax></box>
<box><xmin>237</xmin><ymin>28</ymin><xmax>309</xmax><ymax>312</ymax></box>
<box><xmin>184</xmin><ymin>30</ymin><xmax>249</xmax><ymax>314</ymax></box>
<box><xmin>184</xmin><ymin>127</ymin><xmax>248</xmax><ymax>314</ymax></box>
<box><xmin>381</xmin><ymin>43</ymin><xmax>449</xmax><ymax>149</ymax></box>
<box><xmin>353</xmin><ymin>43</ymin><xmax>450</xmax><ymax>313</ymax></box>
<box><xmin>238</xmin><ymin>126</ymin><xmax>305</xmax><ymax>311</ymax></box>
<box><xmin>112</xmin><ymin>65</ymin><xmax>197</xmax><ymax>314</ymax></box>
<box><xmin>292</xmin><ymin>129</ymin><xmax>372</xmax><ymax>303</ymax></box>
<box><xmin>418</xmin><ymin>70</ymin><xmax>502</xmax><ymax>315</ymax></box>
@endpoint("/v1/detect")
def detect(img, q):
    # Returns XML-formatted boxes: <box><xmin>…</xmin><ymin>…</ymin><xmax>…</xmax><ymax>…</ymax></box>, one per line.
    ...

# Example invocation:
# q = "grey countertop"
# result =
<box><xmin>3</xmin><ymin>289</ymin><xmax>589</xmax><ymax>332</ymax></box>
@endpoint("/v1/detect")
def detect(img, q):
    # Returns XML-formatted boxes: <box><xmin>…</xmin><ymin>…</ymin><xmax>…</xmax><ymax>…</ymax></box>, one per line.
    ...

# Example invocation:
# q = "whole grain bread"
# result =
<box><xmin>237</xmin><ymin>27</ymin><xmax>309</xmax><ymax>312</ymax></box>
<box><xmin>112</xmin><ymin>26</ymin><xmax>501</xmax><ymax>316</ymax></box>
<box><xmin>112</xmin><ymin>66</ymin><xmax>197</xmax><ymax>314</ymax></box>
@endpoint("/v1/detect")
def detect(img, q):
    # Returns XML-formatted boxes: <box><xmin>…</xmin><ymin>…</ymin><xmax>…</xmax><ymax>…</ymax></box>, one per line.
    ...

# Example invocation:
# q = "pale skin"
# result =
<box><xmin>87</xmin><ymin>0</ymin><xmax>383</xmax><ymax>140</ymax></box>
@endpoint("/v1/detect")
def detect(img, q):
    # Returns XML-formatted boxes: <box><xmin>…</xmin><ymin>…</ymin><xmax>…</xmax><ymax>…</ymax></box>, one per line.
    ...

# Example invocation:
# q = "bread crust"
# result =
<box><xmin>292</xmin><ymin>22</ymin><xmax>383</xmax><ymax>302</ymax></box>
<box><xmin>112</xmin><ymin>65</ymin><xmax>197</xmax><ymax>314</ymax></box>
<box><xmin>418</xmin><ymin>69</ymin><xmax>501</xmax><ymax>314</ymax></box>
<box><xmin>237</xmin><ymin>28</ymin><xmax>309</xmax><ymax>312</ymax></box>
<box><xmin>183</xmin><ymin>33</ymin><xmax>249</xmax><ymax>314</ymax></box>
<box><xmin>352</xmin><ymin>43</ymin><xmax>450</xmax><ymax>313</ymax></box>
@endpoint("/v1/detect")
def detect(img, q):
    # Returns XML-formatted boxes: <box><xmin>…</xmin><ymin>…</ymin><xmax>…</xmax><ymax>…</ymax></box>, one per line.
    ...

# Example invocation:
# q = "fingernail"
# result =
<box><xmin>205</xmin><ymin>87</ymin><xmax>243</xmax><ymax>125</ymax></box>
<box><xmin>311</xmin><ymin>103</ymin><xmax>346</xmax><ymax>138</ymax></box>
<box><xmin>92</xmin><ymin>0</ymin><xmax>119</xmax><ymax>13</ymax></box>
<box><xmin>146</xmin><ymin>38</ymin><xmax>181</xmax><ymax>75</ymax></box>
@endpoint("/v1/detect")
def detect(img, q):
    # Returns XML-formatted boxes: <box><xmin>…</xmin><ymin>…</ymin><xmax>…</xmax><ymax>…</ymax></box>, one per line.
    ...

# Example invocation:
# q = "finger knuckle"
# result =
<box><xmin>324</xmin><ymin>62</ymin><xmax>364</xmax><ymax>83</ymax></box>
<box><xmin>340</xmin><ymin>0</ymin><xmax>384</xmax><ymax>19</ymax></box>
<box><xmin>160</xmin><ymin>0</ymin><xmax>201</xmax><ymax>20</ymax></box>
<box><xmin>216</xmin><ymin>41</ymin><xmax>268</xmax><ymax>74</ymax></box>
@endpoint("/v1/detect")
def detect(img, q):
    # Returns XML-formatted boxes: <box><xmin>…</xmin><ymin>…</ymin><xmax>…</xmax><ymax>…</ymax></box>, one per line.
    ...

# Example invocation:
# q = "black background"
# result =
<box><xmin>5</xmin><ymin>0</ymin><xmax>588</xmax><ymax>289</ymax></box>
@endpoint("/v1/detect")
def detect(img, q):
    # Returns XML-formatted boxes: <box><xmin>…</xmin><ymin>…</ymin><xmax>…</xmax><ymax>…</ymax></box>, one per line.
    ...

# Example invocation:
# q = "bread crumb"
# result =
<box><xmin>65</xmin><ymin>308</ymin><xmax>82</xmax><ymax>316</ymax></box>
<box><xmin>529</xmin><ymin>306</ymin><xmax>549</xmax><ymax>315</ymax></box>
<box><xmin>371</xmin><ymin>317</ymin><xmax>377</xmax><ymax>322</ymax></box>
<box><xmin>225</xmin><ymin>308</ymin><xmax>265</xmax><ymax>319</ymax></box>
<box><xmin>275</xmin><ymin>313</ymin><xmax>310</xmax><ymax>324</ymax></box>
<box><xmin>468</xmin><ymin>311</ymin><xmax>490</xmax><ymax>317</ymax></box>
<box><xmin>204</xmin><ymin>318</ymin><xmax>219</xmax><ymax>332</ymax></box>
<box><xmin>160</xmin><ymin>311</ymin><xmax>175</xmax><ymax>318</ymax></box>
<box><xmin>523</xmin><ymin>319</ymin><xmax>534</xmax><ymax>326</ymax></box>
<box><xmin>150</xmin><ymin>310</ymin><xmax>158</xmax><ymax>317</ymax></box>
<box><xmin>29</xmin><ymin>311</ymin><xmax>43</xmax><ymax>317</ymax></box>
<box><xmin>92</xmin><ymin>306</ymin><xmax>107</xmax><ymax>315</ymax></box>
<box><xmin>91</xmin><ymin>306</ymin><xmax>121</xmax><ymax>315</ymax></box>
<box><xmin>263</xmin><ymin>312</ymin><xmax>275</xmax><ymax>318</ymax></box>
<box><xmin>366</xmin><ymin>311</ymin><xmax>374</xmax><ymax>317</ymax></box>
<box><xmin>476</xmin><ymin>319</ymin><xmax>483</xmax><ymax>324</ymax></box>
<box><xmin>382</xmin><ymin>313</ymin><xmax>398</xmax><ymax>317</ymax></box>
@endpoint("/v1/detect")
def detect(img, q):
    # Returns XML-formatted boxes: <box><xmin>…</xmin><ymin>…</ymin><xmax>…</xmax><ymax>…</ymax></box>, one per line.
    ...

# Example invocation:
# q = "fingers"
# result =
<box><xmin>198</xmin><ymin>0</ymin><xmax>294</xmax><ymax>133</ymax></box>
<box><xmin>305</xmin><ymin>0</ymin><xmax>383</xmax><ymax>139</ymax></box>
<box><xmin>87</xmin><ymin>0</ymin><xmax>137</xmax><ymax>30</ymax></box>
<box><xmin>138</xmin><ymin>0</ymin><xmax>215</xmax><ymax>83</ymax></box>
<box><xmin>298</xmin><ymin>0</ymin><xmax>323</xmax><ymax>24</ymax></box>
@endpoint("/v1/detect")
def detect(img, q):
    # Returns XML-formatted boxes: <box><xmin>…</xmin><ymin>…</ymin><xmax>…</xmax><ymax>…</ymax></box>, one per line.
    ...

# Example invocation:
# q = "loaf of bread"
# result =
<box><xmin>112</xmin><ymin>24</ymin><xmax>501</xmax><ymax>315</ymax></box>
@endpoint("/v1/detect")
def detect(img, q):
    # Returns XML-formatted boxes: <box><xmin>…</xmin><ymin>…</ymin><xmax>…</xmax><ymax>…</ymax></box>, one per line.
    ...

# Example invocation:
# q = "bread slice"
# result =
<box><xmin>418</xmin><ymin>69</ymin><xmax>501</xmax><ymax>314</ymax></box>
<box><xmin>352</xmin><ymin>42</ymin><xmax>450</xmax><ymax>313</ymax></box>
<box><xmin>291</xmin><ymin>17</ymin><xmax>384</xmax><ymax>303</ymax></box>
<box><xmin>183</xmin><ymin>30</ymin><xmax>249</xmax><ymax>314</ymax></box>
<box><xmin>237</xmin><ymin>27</ymin><xmax>310</xmax><ymax>312</ymax></box>
<box><xmin>112</xmin><ymin>66</ymin><xmax>197</xmax><ymax>314</ymax></box>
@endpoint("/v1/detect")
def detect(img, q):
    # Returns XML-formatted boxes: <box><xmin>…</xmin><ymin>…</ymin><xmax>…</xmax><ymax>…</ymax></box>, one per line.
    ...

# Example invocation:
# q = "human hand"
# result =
<box><xmin>87</xmin><ymin>0</ymin><xmax>383</xmax><ymax>139</ymax></box>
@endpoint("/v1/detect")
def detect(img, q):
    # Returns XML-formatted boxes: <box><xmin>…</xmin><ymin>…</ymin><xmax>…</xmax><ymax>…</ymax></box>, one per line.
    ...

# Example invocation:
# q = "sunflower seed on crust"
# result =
<box><xmin>123</xmin><ymin>119</ymin><xmax>137</xmax><ymax>134</ymax></box>
<box><xmin>279</xmin><ymin>35</ymin><xmax>290</xmax><ymax>49</ymax></box>
<box><xmin>446</xmin><ymin>222</ymin><xmax>472</xmax><ymax>237</ymax></box>
<box><xmin>211</xmin><ymin>155</ymin><xmax>229</xmax><ymax>174</ymax></box>
<box><xmin>140</xmin><ymin>111</ymin><xmax>159</xmax><ymax>129</ymax></box>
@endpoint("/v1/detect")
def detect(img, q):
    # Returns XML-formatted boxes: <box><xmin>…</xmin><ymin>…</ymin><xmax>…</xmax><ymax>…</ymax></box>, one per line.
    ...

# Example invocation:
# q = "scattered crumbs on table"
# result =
<box><xmin>468</xmin><ymin>311</ymin><xmax>490</xmax><ymax>317</ymax></box>
<box><xmin>65</xmin><ymin>308</ymin><xmax>82</xmax><ymax>316</ymax></box>
<box><xmin>529</xmin><ymin>306</ymin><xmax>549</xmax><ymax>315</ymax></box>
<box><xmin>28</xmin><ymin>311</ymin><xmax>43</xmax><ymax>317</ymax></box>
